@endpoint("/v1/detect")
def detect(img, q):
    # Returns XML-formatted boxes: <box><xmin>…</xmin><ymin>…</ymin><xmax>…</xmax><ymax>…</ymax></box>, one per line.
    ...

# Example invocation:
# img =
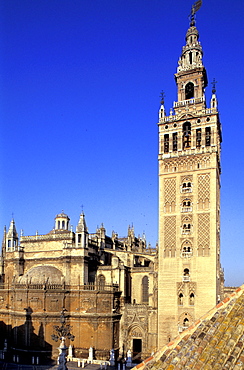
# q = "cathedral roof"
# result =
<box><xmin>135</xmin><ymin>285</ymin><xmax>244</xmax><ymax>370</ymax></box>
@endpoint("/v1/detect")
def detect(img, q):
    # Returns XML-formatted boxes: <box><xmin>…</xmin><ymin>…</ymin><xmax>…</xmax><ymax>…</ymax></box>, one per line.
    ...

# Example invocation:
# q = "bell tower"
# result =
<box><xmin>157</xmin><ymin>2</ymin><xmax>223</xmax><ymax>345</ymax></box>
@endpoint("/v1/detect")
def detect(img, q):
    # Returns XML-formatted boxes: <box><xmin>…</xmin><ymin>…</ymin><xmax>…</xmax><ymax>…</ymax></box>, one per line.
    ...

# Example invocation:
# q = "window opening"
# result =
<box><xmin>62</xmin><ymin>220</ymin><xmax>65</xmax><ymax>229</ymax></box>
<box><xmin>178</xmin><ymin>293</ymin><xmax>183</xmax><ymax>305</ymax></box>
<box><xmin>164</xmin><ymin>134</ymin><xmax>169</xmax><ymax>153</ymax></box>
<box><xmin>98</xmin><ymin>274</ymin><xmax>106</xmax><ymax>289</ymax></box>
<box><xmin>142</xmin><ymin>276</ymin><xmax>149</xmax><ymax>304</ymax></box>
<box><xmin>185</xmin><ymin>82</ymin><xmax>194</xmax><ymax>100</ymax></box>
<box><xmin>183</xmin><ymin>268</ymin><xmax>190</xmax><ymax>282</ymax></box>
<box><xmin>183</xmin><ymin>122</ymin><xmax>191</xmax><ymax>149</ymax></box>
<box><xmin>189</xmin><ymin>293</ymin><xmax>195</xmax><ymax>305</ymax></box>
<box><xmin>173</xmin><ymin>133</ymin><xmax>178</xmax><ymax>151</ymax></box>
<box><xmin>183</xmin><ymin>318</ymin><xmax>189</xmax><ymax>328</ymax></box>
<box><xmin>196</xmin><ymin>128</ymin><xmax>201</xmax><ymax>147</ymax></box>
<box><xmin>189</xmin><ymin>52</ymin><xmax>192</xmax><ymax>65</ymax></box>
<box><xmin>205</xmin><ymin>127</ymin><xmax>211</xmax><ymax>146</ymax></box>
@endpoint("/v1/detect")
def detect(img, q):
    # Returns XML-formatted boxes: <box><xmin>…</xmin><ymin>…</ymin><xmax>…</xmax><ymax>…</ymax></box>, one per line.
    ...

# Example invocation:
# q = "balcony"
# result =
<box><xmin>181</xmin><ymin>207</ymin><xmax>192</xmax><ymax>213</ymax></box>
<box><xmin>181</xmin><ymin>187</ymin><xmax>192</xmax><ymax>194</ymax></box>
<box><xmin>181</xmin><ymin>229</ymin><xmax>191</xmax><ymax>235</ymax></box>
<box><xmin>181</xmin><ymin>251</ymin><xmax>192</xmax><ymax>258</ymax></box>
<box><xmin>182</xmin><ymin>275</ymin><xmax>190</xmax><ymax>282</ymax></box>
<box><xmin>173</xmin><ymin>96</ymin><xmax>205</xmax><ymax>108</ymax></box>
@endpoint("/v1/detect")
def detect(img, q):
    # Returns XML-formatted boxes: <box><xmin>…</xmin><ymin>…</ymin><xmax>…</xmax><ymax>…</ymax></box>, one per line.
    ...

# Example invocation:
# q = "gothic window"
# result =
<box><xmin>142</xmin><ymin>276</ymin><xmax>149</xmax><ymax>304</ymax></box>
<box><xmin>185</xmin><ymin>82</ymin><xmax>194</xmax><ymax>100</ymax></box>
<box><xmin>182</xmin><ymin>122</ymin><xmax>191</xmax><ymax>149</ymax></box>
<box><xmin>78</xmin><ymin>234</ymin><xmax>81</xmax><ymax>243</ymax></box>
<box><xmin>173</xmin><ymin>133</ymin><xmax>178</xmax><ymax>151</ymax></box>
<box><xmin>183</xmin><ymin>317</ymin><xmax>189</xmax><ymax>328</ymax></box>
<box><xmin>205</xmin><ymin>127</ymin><xmax>211</xmax><ymax>146</ymax></box>
<box><xmin>189</xmin><ymin>293</ymin><xmax>195</xmax><ymax>306</ymax></box>
<box><xmin>196</xmin><ymin>128</ymin><xmax>201</xmax><ymax>147</ymax></box>
<box><xmin>164</xmin><ymin>134</ymin><xmax>169</xmax><ymax>153</ymax></box>
<box><xmin>178</xmin><ymin>293</ymin><xmax>183</xmax><ymax>305</ymax></box>
<box><xmin>8</xmin><ymin>240</ymin><xmax>11</xmax><ymax>250</ymax></box>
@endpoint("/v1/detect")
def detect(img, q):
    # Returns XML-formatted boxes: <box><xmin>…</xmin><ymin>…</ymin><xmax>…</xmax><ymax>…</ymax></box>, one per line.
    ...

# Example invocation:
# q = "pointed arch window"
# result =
<box><xmin>189</xmin><ymin>293</ymin><xmax>195</xmax><ymax>306</ymax></box>
<box><xmin>178</xmin><ymin>293</ymin><xmax>183</xmax><ymax>305</ymax></box>
<box><xmin>142</xmin><ymin>276</ymin><xmax>149</xmax><ymax>304</ymax></box>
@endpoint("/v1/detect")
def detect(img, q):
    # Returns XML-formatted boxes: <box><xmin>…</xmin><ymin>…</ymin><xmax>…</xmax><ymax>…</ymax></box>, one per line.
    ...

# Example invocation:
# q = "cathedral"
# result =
<box><xmin>0</xmin><ymin>5</ymin><xmax>224</xmax><ymax>365</ymax></box>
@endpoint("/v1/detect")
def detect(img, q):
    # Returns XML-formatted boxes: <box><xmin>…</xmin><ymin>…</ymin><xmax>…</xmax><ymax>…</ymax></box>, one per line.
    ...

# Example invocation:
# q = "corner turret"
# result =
<box><xmin>76</xmin><ymin>212</ymin><xmax>88</xmax><ymax>248</ymax></box>
<box><xmin>6</xmin><ymin>219</ymin><xmax>18</xmax><ymax>252</ymax></box>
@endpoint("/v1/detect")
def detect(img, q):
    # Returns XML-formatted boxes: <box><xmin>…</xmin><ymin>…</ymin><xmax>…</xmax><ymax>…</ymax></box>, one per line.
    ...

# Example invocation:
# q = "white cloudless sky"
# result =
<box><xmin>0</xmin><ymin>0</ymin><xmax>243</xmax><ymax>287</ymax></box>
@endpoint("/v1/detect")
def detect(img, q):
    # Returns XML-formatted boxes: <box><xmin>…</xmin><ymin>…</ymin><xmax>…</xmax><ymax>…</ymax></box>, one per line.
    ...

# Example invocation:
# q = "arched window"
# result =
<box><xmin>183</xmin><ymin>317</ymin><xmax>189</xmax><ymax>328</ymax></box>
<box><xmin>98</xmin><ymin>274</ymin><xmax>106</xmax><ymax>289</ymax></box>
<box><xmin>182</xmin><ymin>199</ymin><xmax>192</xmax><ymax>212</ymax></box>
<box><xmin>142</xmin><ymin>276</ymin><xmax>149</xmax><ymax>304</ymax></box>
<box><xmin>178</xmin><ymin>293</ymin><xmax>183</xmax><ymax>305</ymax></box>
<box><xmin>185</xmin><ymin>82</ymin><xmax>194</xmax><ymax>99</ymax></box>
<box><xmin>182</xmin><ymin>181</ymin><xmax>192</xmax><ymax>193</ymax></box>
<box><xmin>189</xmin><ymin>293</ymin><xmax>195</xmax><ymax>306</ymax></box>
<box><xmin>62</xmin><ymin>220</ymin><xmax>65</xmax><ymax>229</ymax></box>
<box><xmin>182</xmin><ymin>122</ymin><xmax>191</xmax><ymax>149</ymax></box>
<box><xmin>183</xmin><ymin>268</ymin><xmax>190</xmax><ymax>282</ymax></box>
<box><xmin>58</xmin><ymin>220</ymin><xmax>60</xmax><ymax>229</ymax></box>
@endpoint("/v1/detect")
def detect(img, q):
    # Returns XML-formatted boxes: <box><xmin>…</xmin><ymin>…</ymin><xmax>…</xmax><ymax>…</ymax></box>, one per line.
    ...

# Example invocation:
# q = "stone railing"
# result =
<box><xmin>21</xmin><ymin>232</ymin><xmax>73</xmax><ymax>242</ymax></box>
<box><xmin>9</xmin><ymin>282</ymin><xmax>119</xmax><ymax>292</ymax></box>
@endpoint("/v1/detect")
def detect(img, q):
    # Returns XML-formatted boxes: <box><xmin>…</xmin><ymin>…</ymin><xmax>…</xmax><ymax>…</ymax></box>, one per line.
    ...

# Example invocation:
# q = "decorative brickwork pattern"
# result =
<box><xmin>164</xmin><ymin>178</ymin><xmax>176</xmax><ymax>203</ymax></box>
<box><xmin>198</xmin><ymin>174</ymin><xmax>210</xmax><ymax>210</ymax></box>
<box><xmin>164</xmin><ymin>216</ymin><xmax>176</xmax><ymax>257</ymax></box>
<box><xmin>197</xmin><ymin>213</ymin><xmax>210</xmax><ymax>256</ymax></box>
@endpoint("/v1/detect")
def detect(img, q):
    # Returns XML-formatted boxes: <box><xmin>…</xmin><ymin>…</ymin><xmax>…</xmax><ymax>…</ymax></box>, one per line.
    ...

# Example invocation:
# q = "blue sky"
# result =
<box><xmin>0</xmin><ymin>0</ymin><xmax>243</xmax><ymax>287</ymax></box>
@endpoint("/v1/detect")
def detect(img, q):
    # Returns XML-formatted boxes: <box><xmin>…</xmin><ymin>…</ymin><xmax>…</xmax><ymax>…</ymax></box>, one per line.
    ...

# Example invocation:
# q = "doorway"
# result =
<box><xmin>132</xmin><ymin>339</ymin><xmax>142</xmax><ymax>361</ymax></box>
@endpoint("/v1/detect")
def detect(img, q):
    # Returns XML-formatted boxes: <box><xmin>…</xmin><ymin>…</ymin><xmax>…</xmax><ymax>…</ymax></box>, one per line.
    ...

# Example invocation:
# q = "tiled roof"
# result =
<box><xmin>135</xmin><ymin>285</ymin><xmax>244</xmax><ymax>370</ymax></box>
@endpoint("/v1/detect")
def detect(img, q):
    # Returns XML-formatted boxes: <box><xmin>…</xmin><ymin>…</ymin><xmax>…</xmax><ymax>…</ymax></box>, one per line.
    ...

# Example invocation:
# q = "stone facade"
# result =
<box><xmin>157</xmin><ymin>19</ymin><xmax>224</xmax><ymax>344</ymax></box>
<box><xmin>0</xmin><ymin>213</ymin><xmax>157</xmax><ymax>363</ymax></box>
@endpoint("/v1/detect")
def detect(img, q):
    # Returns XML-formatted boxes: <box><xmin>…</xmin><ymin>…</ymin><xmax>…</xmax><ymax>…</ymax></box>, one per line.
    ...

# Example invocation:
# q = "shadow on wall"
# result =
<box><xmin>0</xmin><ymin>307</ymin><xmax>53</xmax><ymax>365</ymax></box>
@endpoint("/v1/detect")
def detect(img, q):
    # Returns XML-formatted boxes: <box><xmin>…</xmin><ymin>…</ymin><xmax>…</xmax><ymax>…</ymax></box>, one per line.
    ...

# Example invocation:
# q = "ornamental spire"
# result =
<box><xmin>189</xmin><ymin>0</ymin><xmax>202</xmax><ymax>27</ymax></box>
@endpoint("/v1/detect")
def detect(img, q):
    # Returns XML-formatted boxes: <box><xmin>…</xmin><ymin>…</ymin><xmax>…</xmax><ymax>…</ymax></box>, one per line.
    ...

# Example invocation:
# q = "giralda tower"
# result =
<box><xmin>157</xmin><ymin>2</ymin><xmax>223</xmax><ymax>345</ymax></box>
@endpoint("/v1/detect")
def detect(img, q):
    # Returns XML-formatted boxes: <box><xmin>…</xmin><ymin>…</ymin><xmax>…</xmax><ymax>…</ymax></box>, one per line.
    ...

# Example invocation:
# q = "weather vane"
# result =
<box><xmin>211</xmin><ymin>78</ymin><xmax>217</xmax><ymax>94</ymax></box>
<box><xmin>189</xmin><ymin>0</ymin><xmax>202</xmax><ymax>26</ymax></box>
<box><xmin>160</xmin><ymin>90</ymin><xmax>165</xmax><ymax>105</ymax></box>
